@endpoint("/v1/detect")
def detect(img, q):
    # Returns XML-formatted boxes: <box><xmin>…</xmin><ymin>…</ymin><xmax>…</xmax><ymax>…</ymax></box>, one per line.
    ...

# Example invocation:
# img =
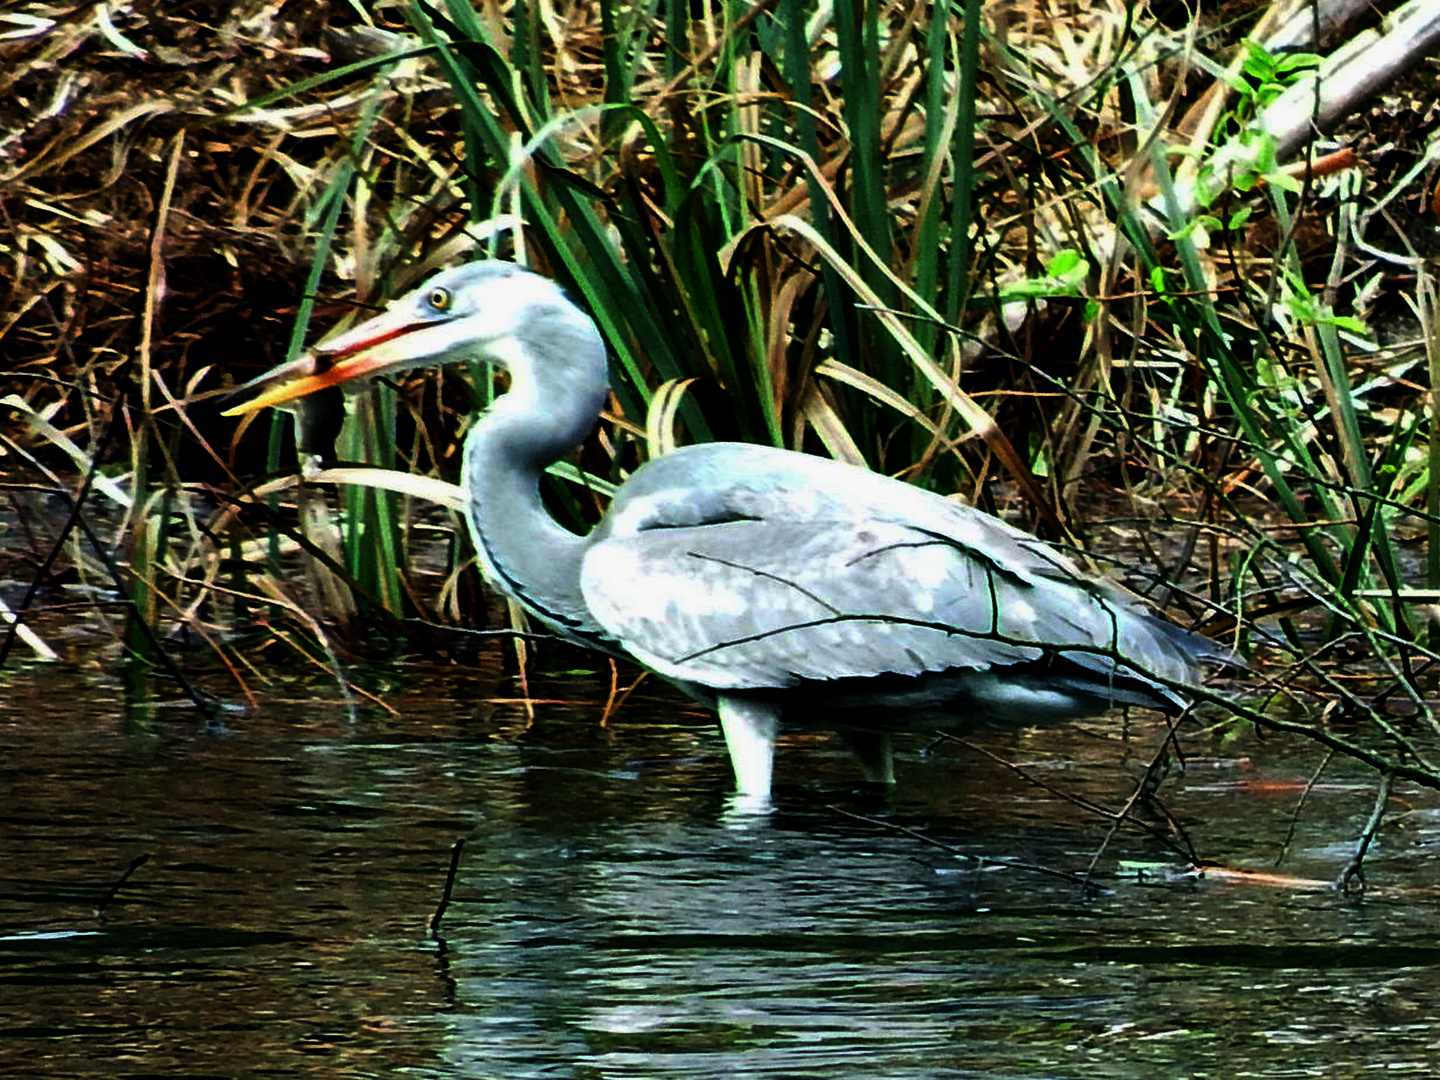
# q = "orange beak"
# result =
<box><xmin>222</xmin><ymin>304</ymin><xmax>433</xmax><ymax>417</ymax></box>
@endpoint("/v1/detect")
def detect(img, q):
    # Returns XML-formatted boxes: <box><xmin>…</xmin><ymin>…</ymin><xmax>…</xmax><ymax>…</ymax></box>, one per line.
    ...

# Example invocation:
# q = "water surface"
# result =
<box><xmin>3</xmin><ymin>659</ymin><xmax>1439</xmax><ymax>1078</ymax></box>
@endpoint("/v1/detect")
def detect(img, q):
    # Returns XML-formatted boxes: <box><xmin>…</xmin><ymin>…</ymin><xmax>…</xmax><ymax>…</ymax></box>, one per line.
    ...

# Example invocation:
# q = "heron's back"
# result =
<box><xmin>580</xmin><ymin>443</ymin><xmax>1216</xmax><ymax>721</ymax></box>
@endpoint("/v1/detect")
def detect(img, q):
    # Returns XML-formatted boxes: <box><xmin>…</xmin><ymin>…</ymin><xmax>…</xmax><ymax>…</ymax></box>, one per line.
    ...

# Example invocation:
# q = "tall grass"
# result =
<box><xmin>302</xmin><ymin>2</ymin><xmax>1437</xmax><ymax>774</ymax></box>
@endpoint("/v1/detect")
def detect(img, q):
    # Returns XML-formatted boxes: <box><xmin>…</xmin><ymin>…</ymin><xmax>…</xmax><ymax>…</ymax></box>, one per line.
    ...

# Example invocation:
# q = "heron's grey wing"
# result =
<box><xmin>579</xmin><ymin>442</ymin><xmax>1207</xmax><ymax>697</ymax></box>
<box><xmin>578</xmin><ymin>513</ymin><xmax>1168</xmax><ymax>692</ymax></box>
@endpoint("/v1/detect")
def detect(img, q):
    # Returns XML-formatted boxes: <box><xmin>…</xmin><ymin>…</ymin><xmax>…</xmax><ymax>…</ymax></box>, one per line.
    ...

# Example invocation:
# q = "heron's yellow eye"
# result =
<box><xmin>428</xmin><ymin>287</ymin><xmax>452</xmax><ymax>312</ymax></box>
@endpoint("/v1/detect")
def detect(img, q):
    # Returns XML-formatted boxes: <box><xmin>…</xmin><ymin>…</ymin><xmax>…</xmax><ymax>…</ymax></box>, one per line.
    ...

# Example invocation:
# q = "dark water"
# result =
<box><xmin>4</xmin><ymin>657</ymin><xmax>1440</xmax><ymax>1078</ymax></box>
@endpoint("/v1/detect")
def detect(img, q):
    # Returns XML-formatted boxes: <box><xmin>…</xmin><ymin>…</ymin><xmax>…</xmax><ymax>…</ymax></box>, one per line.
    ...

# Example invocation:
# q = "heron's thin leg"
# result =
<box><xmin>838</xmin><ymin>729</ymin><xmax>895</xmax><ymax>784</ymax></box>
<box><xmin>717</xmin><ymin>695</ymin><xmax>779</xmax><ymax>805</ymax></box>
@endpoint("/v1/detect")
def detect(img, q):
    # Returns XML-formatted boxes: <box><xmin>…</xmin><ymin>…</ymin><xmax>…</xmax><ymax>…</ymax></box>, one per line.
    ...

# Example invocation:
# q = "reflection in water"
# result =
<box><xmin>2</xmin><ymin>662</ymin><xmax>1439</xmax><ymax>1077</ymax></box>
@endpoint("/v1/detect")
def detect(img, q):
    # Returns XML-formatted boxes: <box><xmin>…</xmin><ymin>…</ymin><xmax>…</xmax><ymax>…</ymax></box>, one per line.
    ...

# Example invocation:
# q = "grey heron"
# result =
<box><xmin>229</xmin><ymin>260</ymin><xmax>1222</xmax><ymax>808</ymax></box>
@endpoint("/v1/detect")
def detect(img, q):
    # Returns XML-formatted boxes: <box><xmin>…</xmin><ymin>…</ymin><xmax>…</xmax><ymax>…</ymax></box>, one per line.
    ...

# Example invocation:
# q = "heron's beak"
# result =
<box><xmin>222</xmin><ymin>304</ymin><xmax>434</xmax><ymax>417</ymax></box>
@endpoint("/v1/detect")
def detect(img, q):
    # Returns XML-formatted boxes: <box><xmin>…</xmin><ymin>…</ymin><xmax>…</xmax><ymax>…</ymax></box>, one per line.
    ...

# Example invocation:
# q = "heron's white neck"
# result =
<box><xmin>459</xmin><ymin>306</ymin><xmax>610</xmax><ymax>644</ymax></box>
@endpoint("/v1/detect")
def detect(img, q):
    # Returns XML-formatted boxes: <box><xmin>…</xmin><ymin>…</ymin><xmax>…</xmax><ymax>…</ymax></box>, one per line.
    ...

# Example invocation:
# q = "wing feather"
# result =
<box><xmin>581</xmin><ymin>516</ymin><xmax>1167</xmax><ymax>691</ymax></box>
<box><xmin>578</xmin><ymin>443</ymin><xmax>1205</xmax><ymax>698</ymax></box>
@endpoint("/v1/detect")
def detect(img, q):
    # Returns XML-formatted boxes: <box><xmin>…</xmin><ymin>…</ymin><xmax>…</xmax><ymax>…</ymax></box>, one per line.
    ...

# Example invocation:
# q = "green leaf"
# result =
<box><xmin>1045</xmin><ymin>249</ymin><xmax>1085</xmax><ymax>279</ymax></box>
<box><xmin>1274</xmin><ymin>51</ymin><xmax>1321</xmax><ymax>76</ymax></box>
<box><xmin>1271</xmin><ymin>172</ymin><xmax>1304</xmax><ymax>194</ymax></box>
<box><xmin>1322</xmin><ymin>314</ymin><xmax>1370</xmax><ymax>335</ymax></box>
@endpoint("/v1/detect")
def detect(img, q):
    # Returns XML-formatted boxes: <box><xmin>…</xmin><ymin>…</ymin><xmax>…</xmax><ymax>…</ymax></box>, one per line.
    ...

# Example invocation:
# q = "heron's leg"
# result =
<box><xmin>838</xmin><ymin>729</ymin><xmax>895</xmax><ymax>784</ymax></box>
<box><xmin>716</xmin><ymin>695</ymin><xmax>779</xmax><ymax>804</ymax></box>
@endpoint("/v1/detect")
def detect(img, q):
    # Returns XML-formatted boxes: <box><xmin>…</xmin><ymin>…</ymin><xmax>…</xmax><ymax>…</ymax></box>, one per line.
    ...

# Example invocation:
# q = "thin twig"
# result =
<box><xmin>936</xmin><ymin>732</ymin><xmax>1198</xmax><ymax>865</ymax></box>
<box><xmin>830</xmin><ymin>805</ymin><xmax>1103</xmax><ymax>892</ymax></box>
<box><xmin>1082</xmin><ymin>714</ymin><xmax>1200</xmax><ymax>883</ymax></box>
<box><xmin>1335</xmin><ymin>770</ymin><xmax>1396</xmax><ymax>894</ymax></box>
<box><xmin>0</xmin><ymin>409</ymin><xmax>118</xmax><ymax>670</ymax></box>
<box><xmin>430</xmin><ymin>839</ymin><xmax>466</xmax><ymax>936</ymax></box>
<box><xmin>69</xmin><ymin>508</ymin><xmax>218</xmax><ymax>721</ymax></box>
<box><xmin>96</xmin><ymin>854</ymin><xmax>151</xmax><ymax>917</ymax></box>
<box><xmin>1276</xmin><ymin>747</ymin><xmax>1336</xmax><ymax>868</ymax></box>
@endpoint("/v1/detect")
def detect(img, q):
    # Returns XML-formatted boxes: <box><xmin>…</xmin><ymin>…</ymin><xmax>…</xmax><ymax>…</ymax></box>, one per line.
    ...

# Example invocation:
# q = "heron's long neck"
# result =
<box><xmin>460</xmin><ymin>332</ymin><xmax>609</xmax><ymax>645</ymax></box>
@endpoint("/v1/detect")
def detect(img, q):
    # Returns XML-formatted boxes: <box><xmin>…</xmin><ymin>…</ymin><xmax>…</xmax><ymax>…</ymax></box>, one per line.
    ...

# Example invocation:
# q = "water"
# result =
<box><xmin>4</xmin><ymin>658</ymin><xmax>1440</xmax><ymax>1078</ymax></box>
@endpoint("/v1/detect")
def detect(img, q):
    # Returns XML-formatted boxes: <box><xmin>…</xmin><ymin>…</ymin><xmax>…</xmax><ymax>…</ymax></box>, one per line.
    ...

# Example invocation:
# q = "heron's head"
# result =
<box><xmin>225</xmin><ymin>261</ymin><xmax>604</xmax><ymax>417</ymax></box>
